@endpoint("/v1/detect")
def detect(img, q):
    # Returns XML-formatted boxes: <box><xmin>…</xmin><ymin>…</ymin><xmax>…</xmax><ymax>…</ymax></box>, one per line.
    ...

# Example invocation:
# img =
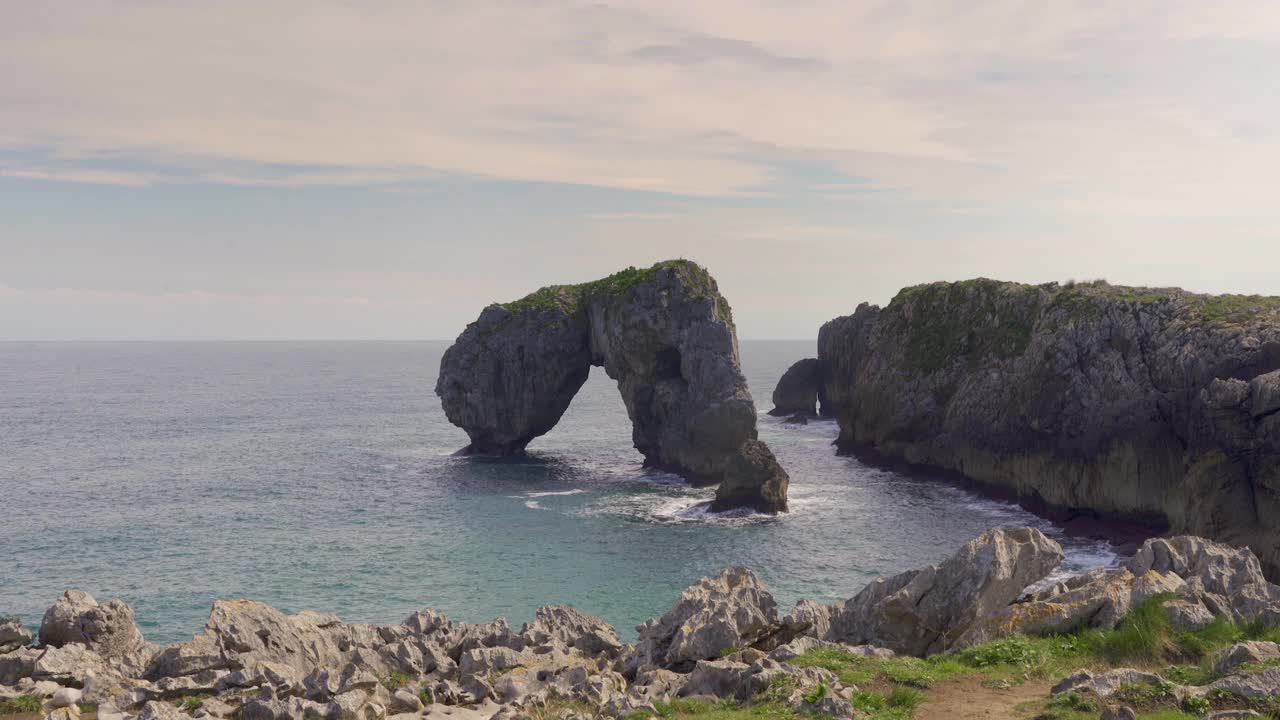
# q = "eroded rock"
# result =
<box><xmin>436</xmin><ymin>260</ymin><xmax>789</xmax><ymax>512</ymax></box>
<box><xmin>769</xmin><ymin>358</ymin><xmax>824</xmax><ymax>417</ymax></box>
<box><xmin>629</xmin><ymin>567</ymin><xmax>781</xmax><ymax>673</ymax></box>
<box><xmin>827</xmin><ymin>527</ymin><xmax>1064</xmax><ymax>655</ymax></box>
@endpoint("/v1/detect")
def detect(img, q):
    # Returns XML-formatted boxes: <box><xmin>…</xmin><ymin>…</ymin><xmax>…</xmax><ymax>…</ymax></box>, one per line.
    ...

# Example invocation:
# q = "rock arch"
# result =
<box><xmin>435</xmin><ymin>260</ymin><xmax>789</xmax><ymax>512</ymax></box>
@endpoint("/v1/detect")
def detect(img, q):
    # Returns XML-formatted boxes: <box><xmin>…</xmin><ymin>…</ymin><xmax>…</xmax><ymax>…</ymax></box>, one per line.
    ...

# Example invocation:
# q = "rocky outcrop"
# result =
<box><xmin>825</xmin><ymin>527</ymin><xmax>1065</xmax><ymax>655</ymax></box>
<box><xmin>3</xmin><ymin>529</ymin><xmax>1279</xmax><ymax>720</ymax></box>
<box><xmin>768</xmin><ymin>358</ymin><xmax>824</xmax><ymax>417</ymax></box>
<box><xmin>817</xmin><ymin>280</ymin><xmax>1280</xmax><ymax>576</ymax></box>
<box><xmin>39</xmin><ymin>591</ymin><xmax>155</xmax><ymax>672</ymax></box>
<box><xmin>955</xmin><ymin>535</ymin><xmax>1280</xmax><ymax>647</ymax></box>
<box><xmin>436</xmin><ymin>260</ymin><xmax>789</xmax><ymax>513</ymax></box>
<box><xmin>627</xmin><ymin>567</ymin><xmax>781</xmax><ymax>674</ymax></box>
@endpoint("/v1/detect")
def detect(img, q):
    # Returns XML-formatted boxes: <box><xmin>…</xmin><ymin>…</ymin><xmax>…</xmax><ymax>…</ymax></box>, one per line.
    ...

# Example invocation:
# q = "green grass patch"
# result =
<box><xmin>177</xmin><ymin>694</ymin><xmax>213</xmax><ymax>713</ymax></box>
<box><xmin>382</xmin><ymin>671</ymin><xmax>412</xmax><ymax>691</ymax></box>
<box><xmin>0</xmin><ymin>696</ymin><xmax>42</xmax><ymax>714</ymax></box>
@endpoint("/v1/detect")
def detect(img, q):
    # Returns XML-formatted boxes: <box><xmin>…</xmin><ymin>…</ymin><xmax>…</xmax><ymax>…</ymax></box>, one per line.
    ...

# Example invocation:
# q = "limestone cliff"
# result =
<box><xmin>817</xmin><ymin>279</ymin><xmax>1280</xmax><ymax>576</ymax></box>
<box><xmin>436</xmin><ymin>260</ymin><xmax>788</xmax><ymax>513</ymax></box>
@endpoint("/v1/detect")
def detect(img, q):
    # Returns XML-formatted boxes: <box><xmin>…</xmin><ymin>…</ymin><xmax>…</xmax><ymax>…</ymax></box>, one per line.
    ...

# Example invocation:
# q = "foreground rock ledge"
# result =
<box><xmin>435</xmin><ymin>259</ymin><xmax>788</xmax><ymax>513</ymax></box>
<box><xmin>3</xmin><ymin>529</ymin><xmax>1280</xmax><ymax>719</ymax></box>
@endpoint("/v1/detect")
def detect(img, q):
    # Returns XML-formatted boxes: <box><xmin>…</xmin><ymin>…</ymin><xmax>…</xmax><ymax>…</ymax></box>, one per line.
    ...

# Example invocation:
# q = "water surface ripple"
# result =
<box><xmin>0</xmin><ymin>341</ymin><xmax>1118</xmax><ymax>643</ymax></box>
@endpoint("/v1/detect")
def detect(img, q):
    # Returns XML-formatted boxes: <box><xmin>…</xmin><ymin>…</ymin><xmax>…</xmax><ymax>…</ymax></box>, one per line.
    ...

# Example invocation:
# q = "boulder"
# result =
<box><xmin>827</xmin><ymin>527</ymin><xmax>1065</xmax><ymax>655</ymax></box>
<box><xmin>769</xmin><ymin>358</ymin><xmax>824</xmax><ymax>417</ymax></box>
<box><xmin>954</xmin><ymin>565</ymin><xmax>1184</xmax><ymax>647</ymax></box>
<box><xmin>1127</xmin><ymin>536</ymin><xmax>1280</xmax><ymax>625</ymax></box>
<box><xmin>1206</xmin><ymin>667</ymin><xmax>1280</xmax><ymax>699</ymax></box>
<box><xmin>0</xmin><ymin>618</ymin><xmax>32</xmax><ymax>653</ymax></box>
<box><xmin>1216</xmin><ymin>642</ymin><xmax>1280</xmax><ymax>675</ymax></box>
<box><xmin>39</xmin><ymin>591</ymin><xmax>152</xmax><ymax>667</ymax></box>
<box><xmin>520</xmin><ymin>605</ymin><xmax>621</xmax><ymax>657</ymax></box>
<box><xmin>1052</xmin><ymin>668</ymin><xmax>1169</xmax><ymax>699</ymax></box>
<box><xmin>436</xmin><ymin>260</ymin><xmax>789</xmax><ymax>513</ymax></box>
<box><xmin>629</xmin><ymin>567</ymin><xmax>781</xmax><ymax>673</ymax></box>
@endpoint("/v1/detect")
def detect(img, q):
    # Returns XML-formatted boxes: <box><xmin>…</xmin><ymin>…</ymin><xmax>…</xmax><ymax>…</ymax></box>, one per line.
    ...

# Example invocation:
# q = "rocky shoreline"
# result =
<box><xmin>4</xmin><ymin>529</ymin><xmax>1279</xmax><ymax>720</ymax></box>
<box><xmin>780</xmin><ymin>279</ymin><xmax>1280</xmax><ymax>578</ymax></box>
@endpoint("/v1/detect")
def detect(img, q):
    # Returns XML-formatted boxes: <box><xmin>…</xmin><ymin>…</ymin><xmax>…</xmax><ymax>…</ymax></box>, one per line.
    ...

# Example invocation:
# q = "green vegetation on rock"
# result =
<box><xmin>888</xmin><ymin>279</ymin><xmax>1041</xmax><ymax>373</ymax></box>
<box><xmin>0</xmin><ymin>695</ymin><xmax>41</xmax><ymax>714</ymax></box>
<box><xmin>496</xmin><ymin>259</ymin><xmax>734</xmax><ymax>327</ymax></box>
<box><xmin>886</xmin><ymin>277</ymin><xmax>1280</xmax><ymax>373</ymax></box>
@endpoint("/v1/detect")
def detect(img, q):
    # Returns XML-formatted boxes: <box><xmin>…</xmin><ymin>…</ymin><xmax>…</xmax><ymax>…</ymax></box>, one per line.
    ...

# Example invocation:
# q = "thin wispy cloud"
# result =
<box><xmin>2</xmin><ymin>1</ymin><xmax>1279</xmax><ymax>340</ymax></box>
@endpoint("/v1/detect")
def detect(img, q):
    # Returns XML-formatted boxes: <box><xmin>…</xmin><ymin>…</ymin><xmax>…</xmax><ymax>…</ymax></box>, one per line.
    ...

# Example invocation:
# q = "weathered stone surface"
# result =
<box><xmin>0</xmin><ymin>617</ymin><xmax>32</xmax><ymax>653</ymax></box>
<box><xmin>629</xmin><ymin>567</ymin><xmax>781</xmax><ymax>673</ymax></box>
<box><xmin>1052</xmin><ymin>668</ymin><xmax>1169</xmax><ymax>698</ymax></box>
<box><xmin>1206</xmin><ymin>667</ymin><xmax>1280</xmax><ymax>699</ymax></box>
<box><xmin>769</xmin><ymin>358</ymin><xmax>824</xmax><ymax>417</ymax></box>
<box><xmin>520</xmin><ymin>605</ymin><xmax>621</xmax><ymax>657</ymax></box>
<box><xmin>1216</xmin><ymin>642</ymin><xmax>1280</xmax><ymax>675</ymax></box>
<box><xmin>817</xmin><ymin>279</ymin><xmax>1280</xmax><ymax>577</ymax></box>
<box><xmin>39</xmin><ymin>591</ymin><xmax>152</xmax><ymax>667</ymax></box>
<box><xmin>827</xmin><ymin>527</ymin><xmax>1064</xmax><ymax>655</ymax></box>
<box><xmin>436</xmin><ymin>260</ymin><xmax>789</xmax><ymax>513</ymax></box>
<box><xmin>1101</xmin><ymin>706</ymin><xmax>1138</xmax><ymax>720</ymax></box>
<box><xmin>958</xmin><ymin>536</ymin><xmax>1280</xmax><ymax>646</ymax></box>
<box><xmin>1127</xmin><ymin>536</ymin><xmax>1280</xmax><ymax>625</ymax></box>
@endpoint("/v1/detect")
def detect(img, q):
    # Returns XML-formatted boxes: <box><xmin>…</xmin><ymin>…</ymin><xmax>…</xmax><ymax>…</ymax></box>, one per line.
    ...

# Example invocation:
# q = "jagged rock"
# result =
<box><xmin>194</xmin><ymin>697</ymin><xmax>236</xmax><ymax>718</ymax></box>
<box><xmin>0</xmin><ymin>647</ymin><xmax>40</xmax><ymax>685</ymax></box>
<box><xmin>1216</xmin><ymin>642</ymin><xmax>1280</xmax><ymax>675</ymax></box>
<box><xmin>39</xmin><ymin>591</ymin><xmax>152</xmax><ymax>668</ymax></box>
<box><xmin>1127</xmin><ymin>536</ymin><xmax>1280</xmax><ymax>625</ymax></box>
<box><xmin>1052</xmin><ymin>668</ymin><xmax>1169</xmax><ymax>699</ymax></box>
<box><xmin>520</xmin><ymin>606</ymin><xmax>621</xmax><ymax>657</ymax></box>
<box><xmin>240</xmin><ymin>694</ymin><xmax>331</xmax><ymax>720</ymax></box>
<box><xmin>147</xmin><ymin>636</ymin><xmax>229</xmax><ymax>679</ymax></box>
<box><xmin>816</xmin><ymin>280</ymin><xmax>1280</xmax><ymax>578</ymax></box>
<box><xmin>33</xmin><ymin>644</ymin><xmax>109</xmax><ymax>684</ymax></box>
<box><xmin>954</xmin><ymin>534</ymin><xmax>1280</xmax><ymax>647</ymax></box>
<box><xmin>458</xmin><ymin>646</ymin><xmax>529</xmax><ymax>676</ymax></box>
<box><xmin>1206</xmin><ymin>667</ymin><xmax>1280</xmax><ymax>699</ymax></box>
<box><xmin>769</xmin><ymin>358</ymin><xmax>824</xmax><ymax>417</ymax></box>
<box><xmin>138</xmin><ymin>701</ymin><xmax>191</xmax><ymax>720</ymax></box>
<box><xmin>1101</xmin><ymin>706</ymin><xmax>1137</xmax><ymax>720</ymax></box>
<box><xmin>1164</xmin><ymin>598</ymin><xmax>1216</xmax><ymax>629</ymax></box>
<box><xmin>44</xmin><ymin>707</ymin><xmax>79</xmax><ymax>720</ymax></box>
<box><xmin>436</xmin><ymin>260</ymin><xmax>789</xmax><ymax>513</ymax></box>
<box><xmin>0</xmin><ymin>618</ymin><xmax>33</xmax><ymax>653</ymax></box>
<box><xmin>677</xmin><ymin>660</ymin><xmax>760</xmax><ymax>701</ymax></box>
<box><xmin>387</xmin><ymin>690</ymin><xmax>421</xmax><ymax>714</ymax></box>
<box><xmin>954</xmin><ymin>565</ymin><xmax>1184</xmax><ymax>647</ymax></box>
<box><xmin>827</xmin><ymin>527</ymin><xmax>1064</xmax><ymax>655</ymax></box>
<box><xmin>629</xmin><ymin>567</ymin><xmax>781</xmax><ymax>673</ymax></box>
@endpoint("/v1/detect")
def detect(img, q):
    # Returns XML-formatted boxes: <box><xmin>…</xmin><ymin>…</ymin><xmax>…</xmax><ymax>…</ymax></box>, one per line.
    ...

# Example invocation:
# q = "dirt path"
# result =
<box><xmin>915</xmin><ymin>676</ymin><xmax>1053</xmax><ymax>720</ymax></box>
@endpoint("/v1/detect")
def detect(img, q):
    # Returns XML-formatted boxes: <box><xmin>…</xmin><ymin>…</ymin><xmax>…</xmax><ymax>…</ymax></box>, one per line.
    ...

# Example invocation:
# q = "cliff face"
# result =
<box><xmin>436</xmin><ymin>260</ymin><xmax>788</xmax><ymax>513</ymax></box>
<box><xmin>819</xmin><ymin>279</ymin><xmax>1280</xmax><ymax>576</ymax></box>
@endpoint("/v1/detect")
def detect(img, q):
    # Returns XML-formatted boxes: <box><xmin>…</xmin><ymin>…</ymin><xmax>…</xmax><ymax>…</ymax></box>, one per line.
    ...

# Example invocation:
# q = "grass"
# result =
<box><xmin>0</xmin><ymin>696</ymin><xmax>41</xmax><ymax>714</ymax></box>
<box><xmin>382</xmin><ymin>671</ymin><xmax>412</xmax><ymax>691</ymax></box>
<box><xmin>177</xmin><ymin>694</ymin><xmax>213</xmax><ymax>713</ymax></box>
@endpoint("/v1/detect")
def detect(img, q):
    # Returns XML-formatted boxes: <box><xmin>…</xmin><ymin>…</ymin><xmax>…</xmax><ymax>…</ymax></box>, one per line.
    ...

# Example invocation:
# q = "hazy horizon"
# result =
<box><xmin>5</xmin><ymin>2</ymin><xmax>1280</xmax><ymax>341</ymax></box>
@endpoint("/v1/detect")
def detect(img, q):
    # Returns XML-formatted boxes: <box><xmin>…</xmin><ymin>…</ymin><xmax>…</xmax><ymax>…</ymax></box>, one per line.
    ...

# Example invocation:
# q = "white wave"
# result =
<box><xmin>525</xmin><ymin>489</ymin><xmax>586</xmax><ymax>498</ymax></box>
<box><xmin>524</xmin><ymin>500</ymin><xmax>544</xmax><ymax>510</ymax></box>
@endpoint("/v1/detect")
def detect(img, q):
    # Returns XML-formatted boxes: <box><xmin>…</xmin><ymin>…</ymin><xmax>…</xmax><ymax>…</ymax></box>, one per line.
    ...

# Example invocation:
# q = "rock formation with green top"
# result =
<box><xmin>816</xmin><ymin>278</ymin><xmax>1280</xmax><ymax>576</ymax></box>
<box><xmin>436</xmin><ymin>260</ymin><xmax>788</xmax><ymax>513</ymax></box>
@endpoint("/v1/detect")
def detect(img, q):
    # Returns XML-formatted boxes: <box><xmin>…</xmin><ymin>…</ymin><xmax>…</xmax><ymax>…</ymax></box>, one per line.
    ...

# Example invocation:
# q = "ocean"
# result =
<box><xmin>0</xmin><ymin>340</ymin><xmax>1119</xmax><ymax>644</ymax></box>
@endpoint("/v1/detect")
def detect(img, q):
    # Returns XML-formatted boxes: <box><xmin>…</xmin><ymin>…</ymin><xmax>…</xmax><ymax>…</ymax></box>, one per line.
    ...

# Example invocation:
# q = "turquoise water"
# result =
<box><xmin>0</xmin><ymin>341</ymin><xmax>1118</xmax><ymax>644</ymax></box>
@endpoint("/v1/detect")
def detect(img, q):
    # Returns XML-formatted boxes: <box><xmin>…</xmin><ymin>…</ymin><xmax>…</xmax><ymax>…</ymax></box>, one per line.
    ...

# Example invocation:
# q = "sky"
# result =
<box><xmin>3</xmin><ymin>1</ymin><xmax>1280</xmax><ymax>341</ymax></box>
